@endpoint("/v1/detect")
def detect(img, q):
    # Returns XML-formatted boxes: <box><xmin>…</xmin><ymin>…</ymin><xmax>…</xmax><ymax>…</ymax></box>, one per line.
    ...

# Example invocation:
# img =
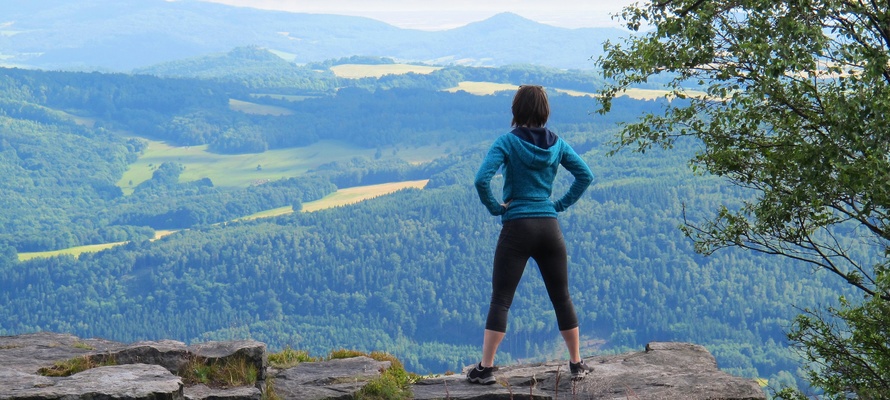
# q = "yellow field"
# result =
<box><xmin>235</xmin><ymin>179</ymin><xmax>429</xmax><ymax>219</ymax></box>
<box><xmin>17</xmin><ymin>229</ymin><xmax>182</xmax><ymax>261</ymax></box>
<box><xmin>154</xmin><ymin>230</ymin><xmax>178</xmax><ymax>240</ymax></box>
<box><xmin>617</xmin><ymin>87</ymin><xmax>708</xmax><ymax>100</ymax></box>
<box><xmin>229</xmin><ymin>99</ymin><xmax>293</xmax><ymax>116</ymax></box>
<box><xmin>445</xmin><ymin>81</ymin><xmax>518</xmax><ymax>95</ymax></box>
<box><xmin>330</xmin><ymin>64</ymin><xmax>443</xmax><ymax>78</ymax></box>
<box><xmin>300</xmin><ymin>179</ymin><xmax>429</xmax><ymax>212</ymax></box>
<box><xmin>556</xmin><ymin>87</ymin><xmax>710</xmax><ymax>100</ymax></box>
<box><xmin>447</xmin><ymin>82</ymin><xmax>707</xmax><ymax>101</ymax></box>
<box><xmin>18</xmin><ymin>242</ymin><xmax>125</xmax><ymax>261</ymax></box>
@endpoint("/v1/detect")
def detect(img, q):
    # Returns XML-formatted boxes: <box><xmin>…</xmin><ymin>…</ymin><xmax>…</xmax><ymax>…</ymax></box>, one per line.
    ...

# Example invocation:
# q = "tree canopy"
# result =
<box><xmin>597</xmin><ymin>0</ymin><xmax>890</xmax><ymax>397</ymax></box>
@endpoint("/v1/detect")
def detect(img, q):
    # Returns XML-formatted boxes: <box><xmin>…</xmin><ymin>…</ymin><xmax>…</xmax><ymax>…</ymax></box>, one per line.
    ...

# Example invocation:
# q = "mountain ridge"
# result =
<box><xmin>0</xmin><ymin>0</ymin><xmax>626</xmax><ymax>71</ymax></box>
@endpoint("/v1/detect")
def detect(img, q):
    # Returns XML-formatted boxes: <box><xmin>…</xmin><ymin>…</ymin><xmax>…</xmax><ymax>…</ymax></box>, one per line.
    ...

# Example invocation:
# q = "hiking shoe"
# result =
<box><xmin>467</xmin><ymin>362</ymin><xmax>496</xmax><ymax>385</ymax></box>
<box><xmin>570</xmin><ymin>360</ymin><xmax>593</xmax><ymax>380</ymax></box>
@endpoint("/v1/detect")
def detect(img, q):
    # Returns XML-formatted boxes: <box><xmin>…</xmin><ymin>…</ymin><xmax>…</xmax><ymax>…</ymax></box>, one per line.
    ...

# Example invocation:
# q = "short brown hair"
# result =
<box><xmin>511</xmin><ymin>85</ymin><xmax>550</xmax><ymax>127</ymax></box>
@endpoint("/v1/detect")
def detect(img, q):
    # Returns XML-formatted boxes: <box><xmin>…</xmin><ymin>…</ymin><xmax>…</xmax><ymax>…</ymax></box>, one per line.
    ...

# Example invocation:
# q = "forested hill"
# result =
<box><xmin>0</xmin><ymin>63</ymin><xmax>852</xmax><ymax>392</ymax></box>
<box><xmin>0</xmin><ymin>0</ymin><xmax>624</xmax><ymax>71</ymax></box>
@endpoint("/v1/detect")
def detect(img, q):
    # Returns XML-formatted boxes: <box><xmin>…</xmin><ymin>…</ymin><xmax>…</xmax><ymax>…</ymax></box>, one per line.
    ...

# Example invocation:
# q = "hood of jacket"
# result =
<box><xmin>509</xmin><ymin>127</ymin><xmax>560</xmax><ymax>170</ymax></box>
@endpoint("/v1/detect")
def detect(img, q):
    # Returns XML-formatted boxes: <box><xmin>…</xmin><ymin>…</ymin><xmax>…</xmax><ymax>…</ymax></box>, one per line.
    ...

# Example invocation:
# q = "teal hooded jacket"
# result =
<box><xmin>474</xmin><ymin>127</ymin><xmax>593</xmax><ymax>221</ymax></box>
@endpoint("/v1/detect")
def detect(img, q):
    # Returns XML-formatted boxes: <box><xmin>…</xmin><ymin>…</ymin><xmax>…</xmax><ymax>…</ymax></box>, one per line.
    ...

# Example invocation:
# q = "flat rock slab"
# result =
<box><xmin>411</xmin><ymin>342</ymin><xmax>766</xmax><ymax>400</ymax></box>
<box><xmin>0</xmin><ymin>364</ymin><xmax>184</xmax><ymax>400</ymax></box>
<box><xmin>184</xmin><ymin>384</ymin><xmax>261</xmax><ymax>400</ymax></box>
<box><xmin>270</xmin><ymin>356</ymin><xmax>390</xmax><ymax>400</ymax></box>
<box><xmin>0</xmin><ymin>332</ymin><xmax>126</xmax><ymax>373</ymax></box>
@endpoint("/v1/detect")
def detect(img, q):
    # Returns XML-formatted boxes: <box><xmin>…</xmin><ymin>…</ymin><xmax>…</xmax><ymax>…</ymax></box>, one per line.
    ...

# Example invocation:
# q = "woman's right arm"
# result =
<box><xmin>554</xmin><ymin>142</ymin><xmax>593</xmax><ymax>212</ymax></box>
<box><xmin>474</xmin><ymin>139</ymin><xmax>508</xmax><ymax>216</ymax></box>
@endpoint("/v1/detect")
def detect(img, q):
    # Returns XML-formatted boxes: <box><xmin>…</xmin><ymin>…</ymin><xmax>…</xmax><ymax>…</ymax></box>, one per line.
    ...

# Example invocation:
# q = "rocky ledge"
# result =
<box><xmin>0</xmin><ymin>332</ymin><xmax>766</xmax><ymax>400</ymax></box>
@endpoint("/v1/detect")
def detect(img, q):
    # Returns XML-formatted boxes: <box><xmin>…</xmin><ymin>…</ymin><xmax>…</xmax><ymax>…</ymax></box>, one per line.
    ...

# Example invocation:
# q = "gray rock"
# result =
<box><xmin>184</xmin><ymin>384</ymin><xmax>261</xmax><ymax>400</ymax></box>
<box><xmin>0</xmin><ymin>367</ymin><xmax>57</xmax><ymax>395</ymax></box>
<box><xmin>0</xmin><ymin>332</ymin><xmax>125</xmax><ymax>373</ymax></box>
<box><xmin>270</xmin><ymin>356</ymin><xmax>390</xmax><ymax>400</ymax></box>
<box><xmin>0</xmin><ymin>364</ymin><xmax>183</xmax><ymax>400</ymax></box>
<box><xmin>188</xmin><ymin>340</ymin><xmax>267</xmax><ymax>381</ymax></box>
<box><xmin>410</xmin><ymin>342</ymin><xmax>766</xmax><ymax>400</ymax></box>
<box><xmin>110</xmin><ymin>340</ymin><xmax>190</xmax><ymax>374</ymax></box>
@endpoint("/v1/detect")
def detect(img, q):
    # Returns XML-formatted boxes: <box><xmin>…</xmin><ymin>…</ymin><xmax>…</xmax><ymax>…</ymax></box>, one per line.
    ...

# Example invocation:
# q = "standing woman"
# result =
<box><xmin>468</xmin><ymin>85</ymin><xmax>594</xmax><ymax>384</ymax></box>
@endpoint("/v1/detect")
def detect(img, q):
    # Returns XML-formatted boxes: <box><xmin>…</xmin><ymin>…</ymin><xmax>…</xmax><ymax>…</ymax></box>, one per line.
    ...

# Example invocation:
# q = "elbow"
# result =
<box><xmin>584</xmin><ymin>169</ymin><xmax>595</xmax><ymax>185</ymax></box>
<box><xmin>474</xmin><ymin>176</ymin><xmax>488</xmax><ymax>192</ymax></box>
<box><xmin>580</xmin><ymin>172</ymin><xmax>594</xmax><ymax>187</ymax></box>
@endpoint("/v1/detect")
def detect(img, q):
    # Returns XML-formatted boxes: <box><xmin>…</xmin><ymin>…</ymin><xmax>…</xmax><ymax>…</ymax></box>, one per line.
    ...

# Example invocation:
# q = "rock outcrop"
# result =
<box><xmin>418</xmin><ymin>342</ymin><xmax>766</xmax><ymax>400</ymax></box>
<box><xmin>0</xmin><ymin>332</ymin><xmax>766</xmax><ymax>400</ymax></box>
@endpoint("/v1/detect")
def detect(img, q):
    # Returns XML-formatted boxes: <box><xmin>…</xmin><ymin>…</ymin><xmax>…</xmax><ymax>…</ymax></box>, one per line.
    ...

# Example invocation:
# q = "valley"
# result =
<box><xmin>0</xmin><ymin>4</ymin><xmax>859</xmax><ymax>390</ymax></box>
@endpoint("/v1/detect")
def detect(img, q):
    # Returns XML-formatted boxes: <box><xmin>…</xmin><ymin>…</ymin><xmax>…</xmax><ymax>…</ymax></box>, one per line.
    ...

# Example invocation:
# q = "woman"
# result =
<box><xmin>468</xmin><ymin>85</ymin><xmax>594</xmax><ymax>384</ymax></box>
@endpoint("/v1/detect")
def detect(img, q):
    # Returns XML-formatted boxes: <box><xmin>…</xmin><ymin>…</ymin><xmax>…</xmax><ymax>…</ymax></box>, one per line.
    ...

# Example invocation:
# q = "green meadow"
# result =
<box><xmin>116</xmin><ymin>137</ymin><xmax>451</xmax><ymax>193</ymax></box>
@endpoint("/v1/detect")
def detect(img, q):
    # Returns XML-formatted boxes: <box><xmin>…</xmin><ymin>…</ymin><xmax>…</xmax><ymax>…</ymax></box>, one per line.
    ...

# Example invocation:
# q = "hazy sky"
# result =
<box><xmin>196</xmin><ymin>0</ymin><xmax>641</xmax><ymax>30</ymax></box>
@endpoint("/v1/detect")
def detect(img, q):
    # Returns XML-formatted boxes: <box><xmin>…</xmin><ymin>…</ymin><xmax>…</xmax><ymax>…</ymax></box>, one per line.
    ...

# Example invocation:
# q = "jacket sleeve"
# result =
<box><xmin>474</xmin><ymin>139</ymin><xmax>508</xmax><ymax>216</ymax></box>
<box><xmin>553</xmin><ymin>142</ymin><xmax>593</xmax><ymax>212</ymax></box>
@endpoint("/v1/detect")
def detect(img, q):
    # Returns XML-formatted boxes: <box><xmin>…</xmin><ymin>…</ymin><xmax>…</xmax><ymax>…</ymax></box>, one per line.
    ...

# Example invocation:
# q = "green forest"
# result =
<box><xmin>0</xmin><ymin>54</ymin><xmax>859</xmax><ymax>392</ymax></box>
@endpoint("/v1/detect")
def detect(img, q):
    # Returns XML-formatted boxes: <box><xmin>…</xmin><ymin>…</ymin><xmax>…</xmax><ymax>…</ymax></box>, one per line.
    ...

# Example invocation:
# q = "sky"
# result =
<box><xmin>195</xmin><ymin>0</ymin><xmax>641</xmax><ymax>30</ymax></box>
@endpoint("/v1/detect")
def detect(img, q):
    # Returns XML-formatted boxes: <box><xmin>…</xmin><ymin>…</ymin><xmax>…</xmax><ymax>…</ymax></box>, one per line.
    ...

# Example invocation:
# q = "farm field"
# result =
<box><xmin>249</xmin><ymin>93</ymin><xmax>316</xmax><ymax>102</ymax></box>
<box><xmin>116</xmin><ymin>137</ymin><xmax>455</xmax><ymax>193</ymax></box>
<box><xmin>446</xmin><ymin>81</ymin><xmax>707</xmax><ymax>100</ymax></box>
<box><xmin>19</xmin><ymin>180</ymin><xmax>430</xmax><ymax>261</ymax></box>
<box><xmin>445</xmin><ymin>81</ymin><xmax>517</xmax><ymax>95</ymax></box>
<box><xmin>330</xmin><ymin>63</ymin><xmax>442</xmax><ymax>78</ymax></box>
<box><xmin>229</xmin><ymin>99</ymin><xmax>294</xmax><ymax>115</ymax></box>
<box><xmin>18</xmin><ymin>230</ymin><xmax>179</xmax><ymax>261</ymax></box>
<box><xmin>17</xmin><ymin>242</ymin><xmax>126</xmax><ymax>261</ymax></box>
<box><xmin>236</xmin><ymin>179</ymin><xmax>430</xmax><ymax>220</ymax></box>
<box><xmin>299</xmin><ymin>179</ymin><xmax>429</xmax><ymax>212</ymax></box>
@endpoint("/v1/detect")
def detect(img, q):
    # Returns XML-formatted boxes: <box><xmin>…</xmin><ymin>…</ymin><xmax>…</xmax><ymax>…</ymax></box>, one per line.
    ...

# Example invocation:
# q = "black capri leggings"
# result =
<box><xmin>485</xmin><ymin>217</ymin><xmax>579</xmax><ymax>333</ymax></box>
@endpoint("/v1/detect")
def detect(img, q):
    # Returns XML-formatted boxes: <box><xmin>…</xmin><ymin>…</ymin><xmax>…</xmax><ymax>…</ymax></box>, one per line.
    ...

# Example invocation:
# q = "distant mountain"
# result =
<box><xmin>0</xmin><ymin>0</ymin><xmax>627</xmax><ymax>71</ymax></box>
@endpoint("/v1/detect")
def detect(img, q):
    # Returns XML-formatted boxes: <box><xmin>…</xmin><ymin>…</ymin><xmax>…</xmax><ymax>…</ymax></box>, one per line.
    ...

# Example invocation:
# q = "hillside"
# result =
<box><xmin>0</xmin><ymin>0</ymin><xmax>626</xmax><ymax>71</ymax></box>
